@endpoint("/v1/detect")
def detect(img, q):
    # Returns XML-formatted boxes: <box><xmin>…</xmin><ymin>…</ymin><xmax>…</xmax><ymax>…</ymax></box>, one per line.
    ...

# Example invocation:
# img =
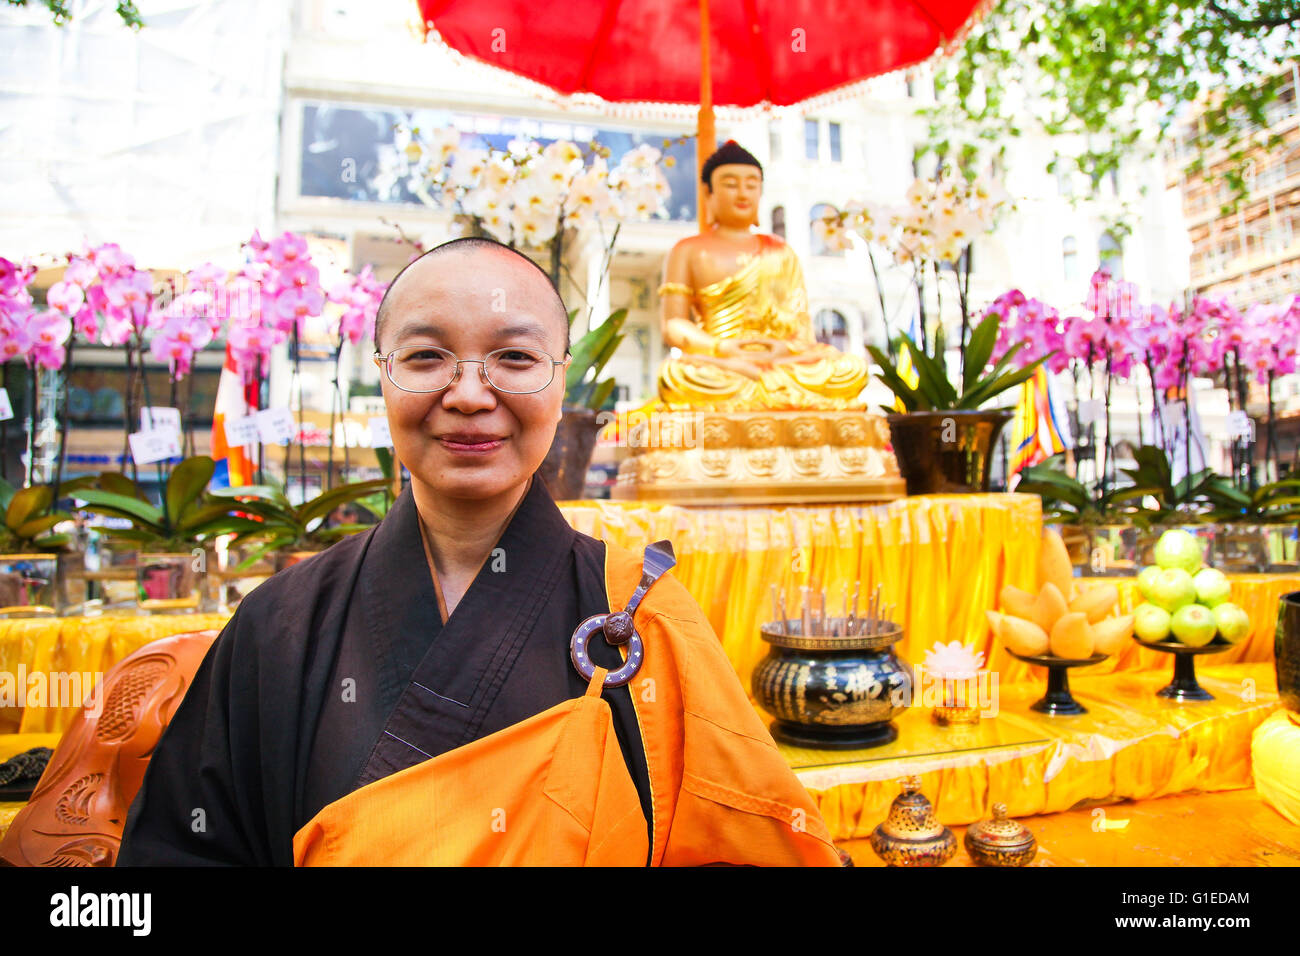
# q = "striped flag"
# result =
<box><xmin>210</xmin><ymin>344</ymin><xmax>258</xmax><ymax>489</ymax></box>
<box><xmin>1009</xmin><ymin>367</ymin><xmax>1071</xmax><ymax>476</ymax></box>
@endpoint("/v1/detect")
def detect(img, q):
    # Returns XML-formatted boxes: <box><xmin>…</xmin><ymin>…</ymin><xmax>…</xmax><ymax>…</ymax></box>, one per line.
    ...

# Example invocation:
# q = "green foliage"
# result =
<box><xmin>209</xmin><ymin>478</ymin><xmax>391</xmax><ymax>569</ymax></box>
<box><xmin>74</xmin><ymin>457</ymin><xmax>241</xmax><ymax>552</ymax></box>
<box><xmin>921</xmin><ymin>1</ymin><xmax>1300</xmax><ymax>221</ymax></box>
<box><xmin>1204</xmin><ymin>476</ymin><xmax>1300</xmax><ymax>523</ymax></box>
<box><xmin>564</xmin><ymin>308</ymin><xmax>626</xmax><ymax>411</ymax></box>
<box><xmin>1112</xmin><ymin>445</ymin><xmax>1221</xmax><ymax>526</ymax></box>
<box><xmin>866</xmin><ymin>311</ymin><xmax>1052</xmax><ymax>413</ymax></box>
<box><xmin>7</xmin><ymin>0</ymin><xmax>143</xmax><ymax>27</ymax></box>
<box><xmin>0</xmin><ymin>476</ymin><xmax>94</xmax><ymax>553</ymax></box>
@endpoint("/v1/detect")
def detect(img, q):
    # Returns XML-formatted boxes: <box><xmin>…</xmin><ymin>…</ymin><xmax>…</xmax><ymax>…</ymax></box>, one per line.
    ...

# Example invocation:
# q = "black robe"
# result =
<box><xmin>117</xmin><ymin>478</ymin><xmax>652</xmax><ymax>866</ymax></box>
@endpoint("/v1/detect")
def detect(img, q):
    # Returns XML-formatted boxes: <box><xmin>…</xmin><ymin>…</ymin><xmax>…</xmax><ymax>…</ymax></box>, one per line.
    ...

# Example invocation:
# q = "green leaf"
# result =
<box><xmin>903</xmin><ymin>334</ymin><xmax>959</xmax><ymax>409</ymax></box>
<box><xmin>0</xmin><ymin>475</ymin><xmax>15</xmax><ymax>513</ymax></box>
<box><xmin>586</xmin><ymin>378</ymin><xmax>616</xmax><ymax>412</ymax></box>
<box><xmin>867</xmin><ymin>346</ymin><xmax>922</xmax><ymax>411</ymax></box>
<box><xmin>957</xmin><ymin>355</ymin><xmax>1049</xmax><ymax>410</ymax></box>
<box><xmin>16</xmin><ymin>514</ymin><xmax>68</xmax><ymax>539</ymax></box>
<box><xmin>165</xmin><ymin>456</ymin><xmax>216</xmax><ymax>527</ymax></box>
<box><xmin>75</xmin><ymin>489</ymin><xmax>165</xmax><ymax>528</ymax></box>
<box><xmin>210</xmin><ymin>484</ymin><xmax>293</xmax><ymax>510</ymax></box>
<box><xmin>7</xmin><ymin>484</ymin><xmax>54</xmax><ymax>531</ymax></box>
<box><xmin>297</xmin><ymin>480</ymin><xmax>391</xmax><ymax>527</ymax></box>
<box><xmin>962</xmin><ymin>313</ymin><xmax>999</xmax><ymax>394</ymax></box>
<box><xmin>312</xmin><ymin>523</ymin><xmax>369</xmax><ymax>542</ymax></box>
<box><xmin>176</xmin><ymin>502</ymin><xmax>239</xmax><ymax>535</ymax></box>
<box><xmin>98</xmin><ymin>471</ymin><xmax>146</xmax><ymax>500</ymax></box>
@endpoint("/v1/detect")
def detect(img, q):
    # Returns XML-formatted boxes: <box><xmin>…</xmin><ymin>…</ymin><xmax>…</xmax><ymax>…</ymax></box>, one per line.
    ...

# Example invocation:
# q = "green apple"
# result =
<box><xmin>1153</xmin><ymin>529</ymin><xmax>1204</xmax><ymax>574</ymax></box>
<box><xmin>1212</xmin><ymin>602</ymin><xmax>1251</xmax><ymax>644</ymax></box>
<box><xmin>1170</xmin><ymin>604</ymin><xmax>1217</xmax><ymax>646</ymax></box>
<box><xmin>1133</xmin><ymin>602</ymin><xmax>1173</xmax><ymax>643</ymax></box>
<box><xmin>1146</xmin><ymin>568</ymin><xmax>1196</xmax><ymax>613</ymax></box>
<box><xmin>1137</xmin><ymin>566</ymin><xmax>1162</xmax><ymax>601</ymax></box>
<box><xmin>1193</xmin><ymin>567</ymin><xmax>1232</xmax><ymax>607</ymax></box>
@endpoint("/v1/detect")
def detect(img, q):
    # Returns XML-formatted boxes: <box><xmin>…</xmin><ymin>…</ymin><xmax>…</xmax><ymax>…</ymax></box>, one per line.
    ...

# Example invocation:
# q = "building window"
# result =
<box><xmin>810</xmin><ymin>203</ymin><xmax>842</xmax><ymax>256</ymax></box>
<box><xmin>772</xmin><ymin>204</ymin><xmax>786</xmax><ymax>240</ymax></box>
<box><xmin>829</xmin><ymin>122</ymin><xmax>842</xmax><ymax>162</ymax></box>
<box><xmin>804</xmin><ymin>119</ymin><xmax>820</xmax><ymax>161</ymax></box>
<box><xmin>1098</xmin><ymin>232</ymin><xmax>1123</xmax><ymax>277</ymax></box>
<box><xmin>1063</xmin><ymin>235</ymin><xmax>1079</xmax><ymax>283</ymax></box>
<box><xmin>768</xmin><ymin>123</ymin><xmax>782</xmax><ymax>162</ymax></box>
<box><xmin>814</xmin><ymin>309</ymin><xmax>850</xmax><ymax>352</ymax></box>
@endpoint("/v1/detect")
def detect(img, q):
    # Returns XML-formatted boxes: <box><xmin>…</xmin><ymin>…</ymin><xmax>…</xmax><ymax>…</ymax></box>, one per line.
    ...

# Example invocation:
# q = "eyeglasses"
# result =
<box><xmin>374</xmin><ymin>345</ymin><xmax>566</xmax><ymax>395</ymax></box>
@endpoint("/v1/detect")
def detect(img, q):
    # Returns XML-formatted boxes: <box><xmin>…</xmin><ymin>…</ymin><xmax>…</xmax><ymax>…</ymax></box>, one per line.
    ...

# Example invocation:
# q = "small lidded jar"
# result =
<box><xmin>963</xmin><ymin>802</ymin><xmax>1037</xmax><ymax>867</ymax></box>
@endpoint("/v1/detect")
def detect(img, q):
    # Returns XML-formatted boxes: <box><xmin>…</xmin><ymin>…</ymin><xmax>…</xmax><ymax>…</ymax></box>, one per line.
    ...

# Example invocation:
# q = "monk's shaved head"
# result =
<box><xmin>374</xmin><ymin>237</ymin><xmax>570</xmax><ymax>355</ymax></box>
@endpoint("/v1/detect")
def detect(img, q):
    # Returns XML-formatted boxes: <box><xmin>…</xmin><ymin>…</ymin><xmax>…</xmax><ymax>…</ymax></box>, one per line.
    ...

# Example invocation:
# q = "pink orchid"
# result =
<box><xmin>149</xmin><ymin>313</ymin><xmax>214</xmax><ymax>378</ymax></box>
<box><xmin>267</xmin><ymin>232</ymin><xmax>309</xmax><ymax>269</ymax></box>
<box><xmin>47</xmin><ymin>279</ymin><xmax>85</xmax><ymax>316</ymax></box>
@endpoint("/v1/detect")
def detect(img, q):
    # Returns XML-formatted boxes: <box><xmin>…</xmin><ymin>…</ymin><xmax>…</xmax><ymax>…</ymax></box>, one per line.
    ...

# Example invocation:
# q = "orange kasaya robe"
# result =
<box><xmin>293</xmin><ymin>541</ymin><xmax>842</xmax><ymax>867</ymax></box>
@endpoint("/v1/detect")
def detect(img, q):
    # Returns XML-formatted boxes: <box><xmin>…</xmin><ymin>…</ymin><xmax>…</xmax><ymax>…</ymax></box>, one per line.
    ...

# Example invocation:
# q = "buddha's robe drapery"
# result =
<box><xmin>657</xmin><ymin>234</ymin><xmax>869</xmax><ymax>411</ymax></box>
<box><xmin>117</xmin><ymin>478</ymin><xmax>840</xmax><ymax>866</ymax></box>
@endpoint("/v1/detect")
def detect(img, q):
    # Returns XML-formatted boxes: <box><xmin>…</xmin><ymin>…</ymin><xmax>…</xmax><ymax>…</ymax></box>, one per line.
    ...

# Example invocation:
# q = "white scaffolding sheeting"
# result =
<box><xmin>0</xmin><ymin>0</ymin><xmax>291</xmax><ymax>270</ymax></box>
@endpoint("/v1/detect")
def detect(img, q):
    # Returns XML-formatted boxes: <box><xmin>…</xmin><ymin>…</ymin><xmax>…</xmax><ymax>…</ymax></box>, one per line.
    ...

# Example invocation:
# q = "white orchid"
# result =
<box><xmin>512</xmin><ymin>207</ymin><xmax>559</xmax><ymax>248</ymax></box>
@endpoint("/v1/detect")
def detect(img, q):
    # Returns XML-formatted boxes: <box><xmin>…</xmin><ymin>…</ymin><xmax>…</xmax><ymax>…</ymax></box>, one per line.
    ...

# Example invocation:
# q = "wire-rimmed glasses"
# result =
<box><xmin>374</xmin><ymin>345</ymin><xmax>565</xmax><ymax>395</ymax></box>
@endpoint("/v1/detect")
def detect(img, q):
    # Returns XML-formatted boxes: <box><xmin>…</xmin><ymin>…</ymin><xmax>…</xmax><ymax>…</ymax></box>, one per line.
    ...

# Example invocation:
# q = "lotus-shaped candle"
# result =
<box><xmin>923</xmin><ymin>641</ymin><xmax>988</xmax><ymax>725</ymax></box>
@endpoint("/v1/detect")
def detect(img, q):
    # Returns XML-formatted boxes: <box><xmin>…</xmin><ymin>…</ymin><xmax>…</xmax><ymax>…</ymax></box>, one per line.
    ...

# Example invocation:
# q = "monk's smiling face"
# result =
<box><xmin>377</xmin><ymin>244</ymin><xmax>570</xmax><ymax>506</ymax></box>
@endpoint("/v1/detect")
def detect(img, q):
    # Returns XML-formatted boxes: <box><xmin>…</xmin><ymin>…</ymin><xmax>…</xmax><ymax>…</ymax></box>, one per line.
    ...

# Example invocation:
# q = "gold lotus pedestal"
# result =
<box><xmin>611</xmin><ymin>409</ymin><xmax>905</xmax><ymax>506</ymax></box>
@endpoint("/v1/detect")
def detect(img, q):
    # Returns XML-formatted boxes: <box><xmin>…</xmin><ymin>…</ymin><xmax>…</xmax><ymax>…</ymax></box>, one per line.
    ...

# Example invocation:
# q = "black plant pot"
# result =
<box><xmin>1279</xmin><ymin>591</ymin><xmax>1300</xmax><ymax>715</ymax></box>
<box><xmin>537</xmin><ymin>406</ymin><xmax>605</xmax><ymax>502</ymax></box>
<box><xmin>886</xmin><ymin>410</ymin><xmax>1012</xmax><ymax>495</ymax></box>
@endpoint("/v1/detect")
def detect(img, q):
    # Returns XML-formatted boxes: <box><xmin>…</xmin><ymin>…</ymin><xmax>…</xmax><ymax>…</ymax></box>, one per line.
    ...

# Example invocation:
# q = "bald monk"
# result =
<box><xmin>118</xmin><ymin>237</ymin><xmax>842</xmax><ymax>867</ymax></box>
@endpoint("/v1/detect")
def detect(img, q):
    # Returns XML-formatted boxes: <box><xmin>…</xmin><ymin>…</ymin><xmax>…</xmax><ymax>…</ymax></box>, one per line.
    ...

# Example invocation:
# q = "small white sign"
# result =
<box><xmin>368</xmin><ymin>416</ymin><xmax>393</xmax><ymax>448</ymax></box>
<box><xmin>223</xmin><ymin>415</ymin><xmax>262</xmax><ymax>448</ymax></box>
<box><xmin>129</xmin><ymin>427</ymin><xmax>182</xmax><ymax>465</ymax></box>
<box><xmin>255</xmin><ymin>408</ymin><xmax>297</xmax><ymax>445</ymax></box>
<box><xmin>140</xmin><ymin>406</ymin><xmax>182</xmax><ymax>432</ymax></box>
<box><xmin>0</xmin><ymin>388</ymin><xmax>12</xmax><ymax>422</ymax></box>
<box><xmin>1226</xmin><ymin>410</ymin><xmax>1254</xmax><ymax>440</ymax></box>
<box><xmin>1076</xmin><ymin>399</ymin><xmax>1104</xmax><ymax>425</ymax></box>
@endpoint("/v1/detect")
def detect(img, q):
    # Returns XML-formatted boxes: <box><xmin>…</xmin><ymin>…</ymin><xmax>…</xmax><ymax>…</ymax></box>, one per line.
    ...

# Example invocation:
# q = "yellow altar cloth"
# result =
<box><xmin>561</xmin><ymin>494</ymin><xmax>1043</xmax><ymax>688</ymax></box>
<box><xmin>559</xmin><ymin>497</ymin><xmax>1293</xmax><ymax>689</ymax></box>
<box><xmin>0</xmin><ymin>613</ymin><xmax>229</xmax><ymax>735</ymax></box>
<box><xmin>790</xmin><ymin>662</ymin><xmax>1280</xmax><ymax>841</ymax></box>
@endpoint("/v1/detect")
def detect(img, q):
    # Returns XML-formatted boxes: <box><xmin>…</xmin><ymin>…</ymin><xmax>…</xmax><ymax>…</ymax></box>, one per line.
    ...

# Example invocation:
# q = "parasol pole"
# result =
<box><xmin>697</xmin><ymin>0</ymin><xmax>716</xmax><ymax>231</ymax></box>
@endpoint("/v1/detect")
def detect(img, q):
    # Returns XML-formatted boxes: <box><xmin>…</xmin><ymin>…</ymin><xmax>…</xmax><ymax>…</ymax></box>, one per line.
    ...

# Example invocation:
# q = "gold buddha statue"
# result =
<box><xmin>656</xmin><ymin>140</ymin><xmax>870</xmax><ymax>411</ymax></box>
<box><xmin>611</xmin><ymin>140</ymin><xmax>902</xmax><ymax>505</ymax></box>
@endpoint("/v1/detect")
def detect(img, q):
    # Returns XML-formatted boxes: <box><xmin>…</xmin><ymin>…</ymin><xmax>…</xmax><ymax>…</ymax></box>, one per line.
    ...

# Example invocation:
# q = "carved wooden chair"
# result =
<box><xmin>0</xmin><ymin>629</ymin><xmax>217</xmax><ymax>867</ymax></box>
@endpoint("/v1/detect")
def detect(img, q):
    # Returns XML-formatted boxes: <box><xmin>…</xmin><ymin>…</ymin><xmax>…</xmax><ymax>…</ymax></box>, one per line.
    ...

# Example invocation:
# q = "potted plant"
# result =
<box><xmin>537</xmin><ymin>308</ymin><xmax>626</xmax><ymax>501</ymax></box>
<box><xmin>0</xmin><ymin>477</ymin><xmax>94</xmax><ymax>616</ymax></box>
<box><xmin>1015</xmin><ymin>455</ymin><xmax>1144</xmax><ymax>575</ymax></box>
<box><xmin>1111</xmin><ymin>445</ymin><xmax>1221</xmax><ymax>569</ymax></box>
<box><xmin>210</xmin><ymin>477</ymin><xmax>390</xmax><ymax>574</ymax></box>
<box><xmin>1206</xmin><ymin>476</ymin><xmax>1300</xmax><ymax>572</ymax></box>
<box><xmin>72</xmin><ymin>456</ymin><xmax>244</xmax><ymax>612</ymax></box>
<box><xmin>868</xmin><ymin>312</ymin><xmax>1051</xmax><ymax>494</ymax></box>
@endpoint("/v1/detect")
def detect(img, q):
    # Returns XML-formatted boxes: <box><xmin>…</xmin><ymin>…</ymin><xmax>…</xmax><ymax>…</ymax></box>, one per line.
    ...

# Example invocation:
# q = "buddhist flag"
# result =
<box><xmin>1009</xmin><ymin>367</ymin><xmax>1070</xmax><ymax>476</ymax></box>
<box><xmin>211</xmin><ymin>344</ymin><xmax>258</xmax><ymax>489</ymax></box>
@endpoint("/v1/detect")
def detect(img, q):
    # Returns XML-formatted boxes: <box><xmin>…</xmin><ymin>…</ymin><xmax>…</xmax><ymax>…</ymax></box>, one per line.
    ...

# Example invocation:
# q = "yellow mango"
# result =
<box><xmin>985</xmin><ymin>610</ymin><xmax>1005</xmax><ymax>638</ymax></box>
<box><xmin>1000</xmin><ymin>616</ymin><xmax>1050</xmax><ymax>657</ymax></box>
<box><xmin>1032</xmin><ymin>582</ymin><xmax>1069</xmax><ymax>634</ymax></box>
<box><xmin>1091</xmin><ymin>614</ymin><xmax>1134</xmax><ymax>656</ymax></box>
<box><xmin>999</xmin><ymin>585</ymin><xmax>1037</xmax><ymax>620</ymax></box>
<box><xmin>1050</xmin><ymin>611</ymin><xmax>1095</xmax><ymax>659</ymax></box>
<box><xmin>1038</xmin><ymin>528</ymin><xmax>1074</xmax><ymax>598</ymax></box>
<box><xmin>1069</xmin><ymin>583</ymin><xmax>1120</xmax><ymax>624</ymax></box>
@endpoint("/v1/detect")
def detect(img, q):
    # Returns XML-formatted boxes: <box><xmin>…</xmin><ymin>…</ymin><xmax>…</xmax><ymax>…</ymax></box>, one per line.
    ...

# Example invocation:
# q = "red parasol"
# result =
<box><xmin>415</xmin><ymin>0</ymin><xmax>988</xmax><ymax>224</ymax></box>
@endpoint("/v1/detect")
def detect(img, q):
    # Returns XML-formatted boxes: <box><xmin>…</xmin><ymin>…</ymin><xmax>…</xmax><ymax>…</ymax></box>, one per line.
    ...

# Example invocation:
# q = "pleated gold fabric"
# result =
<box><xmin>795</xmin><ymin>662</ymin><xmax>1280</xmax><ymax>841</ymax></box>
<box><xmin>0</xmin><ymin>613</ymin><xmax>229</xmax><ymax>734</ymax></box>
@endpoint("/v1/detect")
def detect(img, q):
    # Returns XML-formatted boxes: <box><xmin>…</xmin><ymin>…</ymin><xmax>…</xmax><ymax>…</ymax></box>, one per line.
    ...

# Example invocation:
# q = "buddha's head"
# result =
<box><xmin>702</xmin><ymin>140</ymin><xmax>762</xmax><ymax>229</ymax></box>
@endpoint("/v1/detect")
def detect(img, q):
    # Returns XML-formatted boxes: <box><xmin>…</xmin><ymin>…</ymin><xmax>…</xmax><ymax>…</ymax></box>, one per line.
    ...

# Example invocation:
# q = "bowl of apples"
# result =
<box><xmin>1130</xmin><ymin>529</ymin><xmax>1250</xmax><ymax>701</ymax></box>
